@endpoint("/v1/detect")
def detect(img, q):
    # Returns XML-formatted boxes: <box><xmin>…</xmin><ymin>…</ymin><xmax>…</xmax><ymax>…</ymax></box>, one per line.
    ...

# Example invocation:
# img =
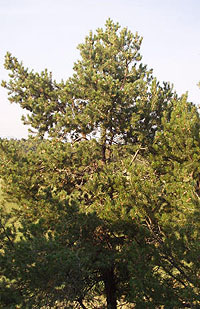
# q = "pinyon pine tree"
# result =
<box><xmin>1</xmin><ymin>19</ymin><xmax>200</xmax><ymax>308</ymax></box>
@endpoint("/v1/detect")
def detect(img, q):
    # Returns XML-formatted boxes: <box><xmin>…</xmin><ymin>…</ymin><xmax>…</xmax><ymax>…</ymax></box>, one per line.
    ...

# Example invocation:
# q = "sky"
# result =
<box><xmin>0</xmin><ymin>0</ymin><xmax>200</xmax><ymax>138</ymax></box>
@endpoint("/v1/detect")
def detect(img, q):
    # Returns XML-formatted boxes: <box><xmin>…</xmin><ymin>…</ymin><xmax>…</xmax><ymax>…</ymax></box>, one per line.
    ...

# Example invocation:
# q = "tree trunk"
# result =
<box><xmin>100</xmin><ymin>126</ymin><xmax>107</xmax><ymax>163</ymax></box>
<box><xmin>103</xmin><ymin>267</ymin><xmax>117</xmax><ymax>309</ymax></box>
<box><xmin>78</xmin><ymin>298</ymin><xmax>87</xmax><ymax>309</ymax></box>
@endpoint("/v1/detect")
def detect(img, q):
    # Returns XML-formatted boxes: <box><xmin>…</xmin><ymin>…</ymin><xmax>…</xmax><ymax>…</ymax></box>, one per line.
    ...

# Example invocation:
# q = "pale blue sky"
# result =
<box><xmin>1</xmin><ymin>0</ymin><xmax>200</xmax><ymax>138</ymax></box>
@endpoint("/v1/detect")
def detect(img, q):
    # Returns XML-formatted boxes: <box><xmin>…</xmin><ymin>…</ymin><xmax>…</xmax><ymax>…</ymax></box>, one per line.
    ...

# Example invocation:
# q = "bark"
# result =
<box><xmin>100</xmin><ymin>126</ymin><xmax>107</xmax><ymax>163</ymax></box>
<box><xmin>103</xmin><ymin>267</ymin><xmax>117</xmax><ymax>309</ymax></box>
<box><xmin>78</xmin><ymin>298</ymin><xmax>87</xmax><ymax>309</ymax></box>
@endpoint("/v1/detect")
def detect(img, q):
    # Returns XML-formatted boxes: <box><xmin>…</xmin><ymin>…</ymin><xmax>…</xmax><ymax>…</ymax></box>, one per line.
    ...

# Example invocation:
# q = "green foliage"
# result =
<box><xmin>1</xmin><ymin>19</ymin><xmax>200</xmax><ymax>308</ymax></box>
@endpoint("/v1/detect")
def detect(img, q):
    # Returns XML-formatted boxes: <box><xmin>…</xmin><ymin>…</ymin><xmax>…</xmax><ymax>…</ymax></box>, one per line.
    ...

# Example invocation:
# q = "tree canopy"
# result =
<box><xmin>1</xmin><ymin>19</ymin><xmax>200</xmax><ymax>308</ymax></box>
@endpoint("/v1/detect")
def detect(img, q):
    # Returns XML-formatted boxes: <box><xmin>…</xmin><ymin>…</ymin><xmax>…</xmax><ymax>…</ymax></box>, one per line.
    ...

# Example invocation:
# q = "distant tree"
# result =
<box><xmin>1</xmin><ymin>19</ymin><xmax>200</xmax><ymax>308</ymax></box>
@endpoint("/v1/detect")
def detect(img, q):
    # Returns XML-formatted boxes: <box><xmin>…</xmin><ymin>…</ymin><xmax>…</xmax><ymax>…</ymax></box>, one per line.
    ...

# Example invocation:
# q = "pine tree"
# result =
<box><xmin>1</xmin><ymin>20</ymin><xmax>200</xmax><ymax>308</ymax></box>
